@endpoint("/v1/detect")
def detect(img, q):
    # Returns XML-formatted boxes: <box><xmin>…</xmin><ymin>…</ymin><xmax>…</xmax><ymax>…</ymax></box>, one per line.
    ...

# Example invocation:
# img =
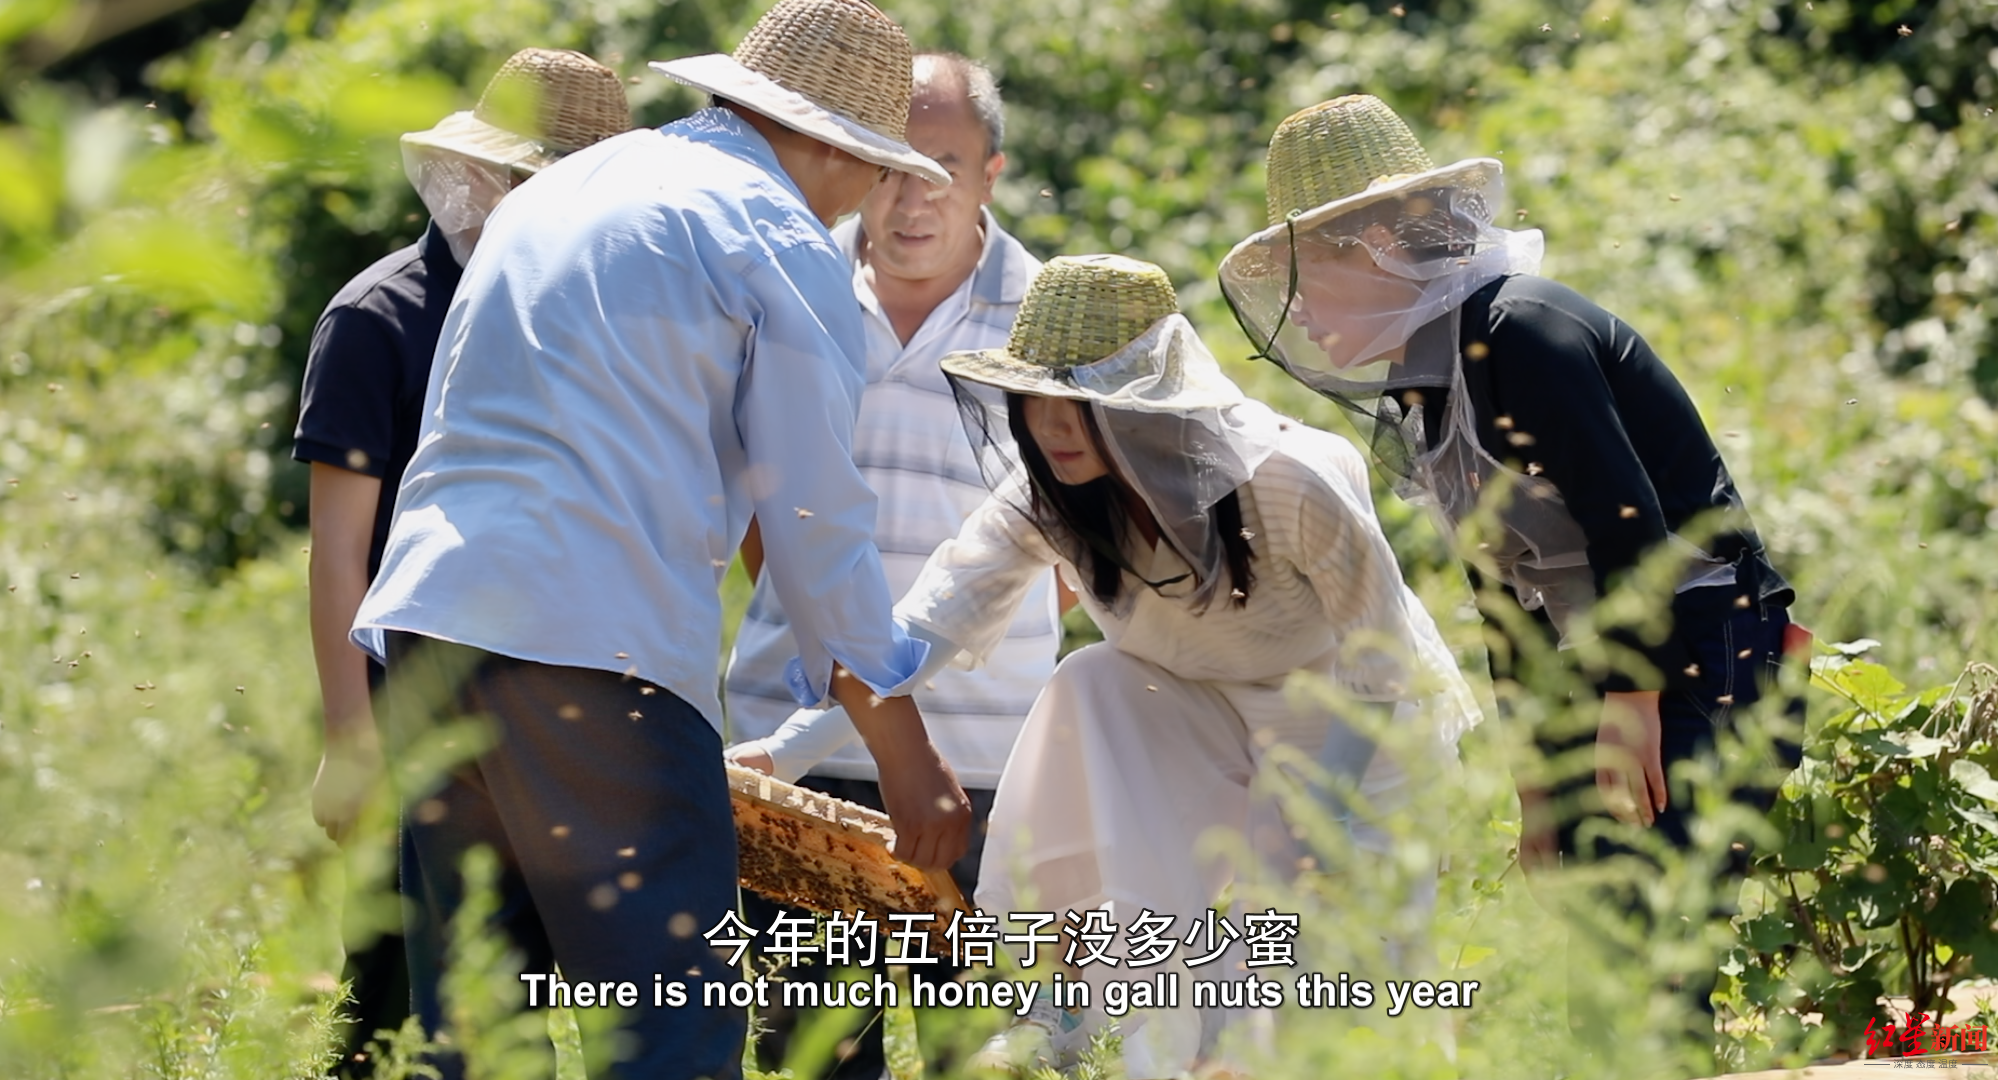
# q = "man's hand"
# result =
<box><xmin>313</xmin><ymin>723</ymin><xmax>384</xmax><ymax>845</ymax></box>
<box><xmin>874</xmin><ymin>745</ymin><xmax>972</xmax><ymax>871</ymax></box>
<box><xmin>826</xmin><ymin>665</ymin><xmax>970</xmax><ymax>870</ymax></box>
<box><xmin>1595</xmin><ymin>690</ymin><xmax>1665</xmax><ymax>827</ymax></box>
<box><xmin>725</xmin><ymin>742</ymin><xmax>777</xmax><ymax>776</ymax></box>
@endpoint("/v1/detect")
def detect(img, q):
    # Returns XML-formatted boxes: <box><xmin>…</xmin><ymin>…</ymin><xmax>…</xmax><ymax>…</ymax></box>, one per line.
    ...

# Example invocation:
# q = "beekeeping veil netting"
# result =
<box><xmin>1218</xmin><ymin>168</ymin><xmax>1543</xmax><ymax>485</ymax></box>
<box><xmin>947</xmin><ymin>313</ymin><xmax>1284</xmax><ymax>613</ymax></box>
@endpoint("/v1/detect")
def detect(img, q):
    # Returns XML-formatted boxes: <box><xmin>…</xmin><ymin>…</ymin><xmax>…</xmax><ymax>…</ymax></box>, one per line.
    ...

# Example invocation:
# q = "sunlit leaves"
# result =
<box><xmin>1815</xmin><ymin>658</ymin><xmax>1906</xmax><ymax>715</ymax></box>
<box><xmin>0</xmin><ymin>128</ymin><xmax>62</xmax><ymax>245</ymax></box>
<box><xmin>0</xmin><ymin>0</ymin><xmax>68</xmax><ymax>51</ymax></box>
<box><xmin>67</xmin><ymin>213</ymin><xmax>271</xmax><ymax>313</ymax></box>
<box><xmin>1741</xmin><ymin>661</ymin><xmax>1998</xmax><ymax>1057</ymax></box>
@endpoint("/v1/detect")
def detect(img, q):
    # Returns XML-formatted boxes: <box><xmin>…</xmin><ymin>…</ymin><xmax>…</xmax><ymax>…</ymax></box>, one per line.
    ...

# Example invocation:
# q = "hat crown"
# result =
<box><xmin>1264</xmin><ymin>94</ymin><xmax>1434</xmax><ymax>226</ymax></box>
<box><xmin>1006</xmin><ymin>255</ymin><xmax>1181</xmax><ymax>370</ymax></box>
<box><xmin>474</xmin><ymin>48</ymin><xmax>631</xmax><ymax>154</ymax></box>
<box><xmin>732</xmin><ymin>0</ymin><xmax>915</xmax><ymax>143</ymax></box>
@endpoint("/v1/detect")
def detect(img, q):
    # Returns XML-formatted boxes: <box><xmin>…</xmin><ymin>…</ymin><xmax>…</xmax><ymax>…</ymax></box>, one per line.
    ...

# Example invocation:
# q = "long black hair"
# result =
<box><xmin>1005</xmin><ymin>392</ymin><xmax>1256</xmax><ymax>609</ymax></box>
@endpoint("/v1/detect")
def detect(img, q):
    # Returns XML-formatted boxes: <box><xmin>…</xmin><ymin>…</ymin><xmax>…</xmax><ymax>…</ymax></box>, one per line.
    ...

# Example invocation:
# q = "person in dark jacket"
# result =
<box><xmin>1219</xmin><ymin>94</ymin><xmax>1801</xmax><ymax>896</ymax></box>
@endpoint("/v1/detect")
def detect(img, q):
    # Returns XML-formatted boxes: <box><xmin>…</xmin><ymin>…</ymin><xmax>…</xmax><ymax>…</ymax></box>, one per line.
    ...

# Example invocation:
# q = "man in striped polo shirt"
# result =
<box><xmin>723</xmin><ymin>52</ymin><xmax>1066</xmax><ymax>1079</ymax></box>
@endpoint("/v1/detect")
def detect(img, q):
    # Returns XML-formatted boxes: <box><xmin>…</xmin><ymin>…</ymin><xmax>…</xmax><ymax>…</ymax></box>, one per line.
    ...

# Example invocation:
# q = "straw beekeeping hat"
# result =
<box><xmin>1263</xmin><ymin>94</ymin><xmax>1499</xmax><ymax>233</ymax></box>
<box><xmin>942</xmin><ymin>254</ymin><xmax>1216</xmax><ymax>402</ymax></box>
<box><xmin>401</xmin><ymin>49</ymin><xmax>633</xmax><ymax>176</ymax></box>
<box><xmin>943</xmin><ymin>254</ymin><xmax>1280</xmax><ymax>612</ymax></box>
<box><xmin>650</xmin><ymin>0</ymin><xmax>948</xmax><ymax>186</ymax></box>
<box><xmin>1219</xmin><ymin>95</ymin><xmax>1504</xmax><ymax>286</ymax></box>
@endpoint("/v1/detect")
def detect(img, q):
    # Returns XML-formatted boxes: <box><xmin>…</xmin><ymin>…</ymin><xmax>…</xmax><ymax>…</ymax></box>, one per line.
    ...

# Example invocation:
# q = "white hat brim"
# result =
<box><xmin>650</xmin><ymin>54</ymin><xmax>949</xmax><ymax>187</ymax></box>
<box><xmin>401</xmin><ymin>111</ymin><xmax>561</xmax><ymax>174</ymax></box>
<box><xmin>940</xmin><ymin>313</ymin><xmax>1247</xmax><ymax>414</ymax></box>
<box><xmin>939</xmin><ymin>348</ymin><xmax>1096</xmax><ymax>402</ymax></box>
<box><xmin>1220</xmin><ymin>158</ymin><xmax>1503</xmax><ymax>281</ymax></box>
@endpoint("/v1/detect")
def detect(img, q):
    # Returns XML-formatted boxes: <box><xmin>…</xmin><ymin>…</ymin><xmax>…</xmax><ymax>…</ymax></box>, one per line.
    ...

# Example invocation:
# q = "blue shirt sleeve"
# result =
<box><xmin>733</xmin><ymin>244</ymin><xmax>929</xmax><ymax>705</ymax></box>
<box><xmin>746</xmin><ymin>623</ymin><xmax>962</xmax><ymax>780</ymax></box>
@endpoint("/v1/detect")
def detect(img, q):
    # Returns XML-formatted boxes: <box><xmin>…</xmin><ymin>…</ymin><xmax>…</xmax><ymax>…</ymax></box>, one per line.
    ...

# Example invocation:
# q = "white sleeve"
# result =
<box><xmin>741</xmin><ymin>708</ymin><xmax>845</xmax><ymax>784</ymax></box>
<box><xmin>892</xmin><ymin>487</ymin><xmax>1060</xmax><ymax>674</ymax></box>
<box><xmin>1280</xmin><ymin>439</ymin><xmax>1485</xmax><ymax>746</ymax></box>
<box><xmin>1283</xmin><ymin>450</ymin><xmax>1426</xmax><ymax>703</ymax></box>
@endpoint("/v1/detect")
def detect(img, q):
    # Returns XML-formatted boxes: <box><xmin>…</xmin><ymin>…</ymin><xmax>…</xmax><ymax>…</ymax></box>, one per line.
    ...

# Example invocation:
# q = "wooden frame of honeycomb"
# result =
<box><xmin>727</xmin><ymin>763</ymin><xmax>968</xmax><ymax>954</ymax></box>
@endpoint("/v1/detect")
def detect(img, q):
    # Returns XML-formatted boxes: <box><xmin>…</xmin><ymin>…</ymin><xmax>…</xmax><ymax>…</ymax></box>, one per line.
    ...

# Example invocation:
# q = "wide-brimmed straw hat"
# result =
<box><xmin>1220</xmin><ymin>95</ymin><xmax>1502</xmax><ymax>282</ymax></box>
<box><xmin>401</xmin><ymin>49</ymin><xmax>633</xmax><ymax>175</ymax></box>
<box><xmin>942</xmin><ymin>254</ymin><xmax>1248</xmax><ymax>416</ymax></box>
<box><xmin>941</xmin><ymin>255</ymin><xmax>1180</xmax><ymax>398</ymax></box>
<box><xmin>1266</xmin><ymin>94</ymin><xmax>1499</xmax><ymax>233</ymax></box>
<box><xmin>650</xmin><ymin>0</ymin><xmax>948</xmax><ymax>186</ymax></box>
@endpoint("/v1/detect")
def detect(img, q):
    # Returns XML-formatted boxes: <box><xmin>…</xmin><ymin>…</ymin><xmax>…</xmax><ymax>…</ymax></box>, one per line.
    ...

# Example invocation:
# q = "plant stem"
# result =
<box><xmin>1450</xmin><ymin>853</ymin><xmax>1518</xmax><ymax>973</ymax></box>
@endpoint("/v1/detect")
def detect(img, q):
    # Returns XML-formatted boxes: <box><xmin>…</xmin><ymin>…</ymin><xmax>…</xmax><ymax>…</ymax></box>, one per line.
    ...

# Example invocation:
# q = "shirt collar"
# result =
<box><xmin>669</xmin><ymin>107</ymin><xmax>818</xmax><ymax>226</ymax></box>
<box><xmin>838</xmin><ymin>206</ymin><xmax>1033</xmax><ymax>314</ymax></box>
<box><xmin>418</xmin><ymin>219</ymin><xmax>466</xmax><ymax>288</ymax></box>
<box><xmin>969</xmin><ymin>207</ymin><xmax>1034</xmax><ymax>307</ymax></box>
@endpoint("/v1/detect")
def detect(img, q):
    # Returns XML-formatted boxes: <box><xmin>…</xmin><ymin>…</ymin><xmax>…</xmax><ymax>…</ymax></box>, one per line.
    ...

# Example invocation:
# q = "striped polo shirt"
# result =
<box><xmin>723</xmin><ymin>210</ymin><xmax>1059</xmax><ymax>789</ymax></box>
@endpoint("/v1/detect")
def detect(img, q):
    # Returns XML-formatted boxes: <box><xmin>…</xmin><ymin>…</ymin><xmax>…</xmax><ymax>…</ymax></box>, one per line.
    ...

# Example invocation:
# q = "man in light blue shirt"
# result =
<box><xmin>722</xmin><ymin>53</ymin><xmax>1062</xmax><ymax>1079</ymax></box>
<box><xmin>350</xmin><ymin>2</ymin><xmax>971</xmax><ymax>1074</ymax></box>
<box><xmin>727</xmin><ymin>54</ymin><xmax>1055</xmax><ymax>814</ymax></box>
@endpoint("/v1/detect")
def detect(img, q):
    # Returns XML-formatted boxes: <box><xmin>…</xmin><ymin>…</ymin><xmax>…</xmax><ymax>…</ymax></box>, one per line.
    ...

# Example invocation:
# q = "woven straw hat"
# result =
<box><xmin>650</xmin><ymin>0</ymin><xmax>948</xmax><ymax>186</ymax></box>
<box><xmin>401</xmin><ymin>49</ymin><xmax>633</xmax><ymax>175</ymax></box>
<box><xmin>941</xmin><ymin>254</ymin><xmax>1185</xmax><ymax>398</ymax></box>
<box><xmin>1262</xmin><ymin>95</ymin><xmax>1499</xmax><ymax>232</ymax></box>
<box><xmin>1218</xmin><ymin>94</ymin><xmax>1501</xmax><ymax>283</ymax></box>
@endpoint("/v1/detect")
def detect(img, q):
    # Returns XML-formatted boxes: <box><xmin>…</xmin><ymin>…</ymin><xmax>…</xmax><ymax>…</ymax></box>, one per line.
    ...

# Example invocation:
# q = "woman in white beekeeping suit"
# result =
<box><xmin>737</xmin><ymin>253</ymin><xmax>1482</xmax><ymax>1078</ymax></box>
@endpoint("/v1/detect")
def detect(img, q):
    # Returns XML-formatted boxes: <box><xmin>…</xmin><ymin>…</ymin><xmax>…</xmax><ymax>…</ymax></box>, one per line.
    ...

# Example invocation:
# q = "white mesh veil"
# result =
<box><xmin>401</xmin><ymin>118</ymin><xmax>533</xmax><ymax>265</ymax></box>
<box><xmin>950</xmin><ymin>314</ymin><xmax>1283</xmax><ymax>613</ymax></box>
<box><xmin>1219</xmin><ymin>167</ymin><xmax>1541</xmax><ymax>485</ymax></box>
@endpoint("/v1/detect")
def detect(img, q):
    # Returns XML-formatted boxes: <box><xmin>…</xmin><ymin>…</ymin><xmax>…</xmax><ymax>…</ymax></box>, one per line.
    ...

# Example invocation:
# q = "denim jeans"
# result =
<box><xmin>387</xmin><ymin>633</ymin><xmax>745</xmax><ymax>1080</ymax></box>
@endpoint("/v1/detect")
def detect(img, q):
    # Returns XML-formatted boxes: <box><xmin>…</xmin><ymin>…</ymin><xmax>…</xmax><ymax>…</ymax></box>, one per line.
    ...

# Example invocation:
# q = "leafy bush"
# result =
<box><xmin>1724</xmin><ymin>655</ymin><xmax>1998</xmax><ymax>1060</ymax></box>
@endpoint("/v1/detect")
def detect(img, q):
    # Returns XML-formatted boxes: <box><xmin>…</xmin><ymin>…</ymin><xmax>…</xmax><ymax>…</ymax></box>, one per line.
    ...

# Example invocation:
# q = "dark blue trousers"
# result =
<box><xmin>1503</xmin><ymin>602</ymin><xmax>1805</xmax><ymax>1031</ymax></box>
<box><xmin>1542</xmin><ymin>603</ymin><xmax>1804</xmax><ymax>865</ymax></box>
<box><xmin>388</xmin><ymin>634</ymin><xmax>745</xmax><ymax>1080</ymax></box>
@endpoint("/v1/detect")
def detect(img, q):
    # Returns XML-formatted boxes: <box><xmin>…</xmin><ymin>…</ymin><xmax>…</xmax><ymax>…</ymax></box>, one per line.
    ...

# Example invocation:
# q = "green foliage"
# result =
<box><xmin>434</xmin><ymin>848</ymin><xmax>560</xmax><ymax>1079</ymax></box>
<box><xmin>3</xmin><ymin>0</ymin><xmax>1998</xmax><ymax>1076</ymax></box>
<box><xmin>0</xmin><ymin>476</ymin><xmax>336</xmax><ymax>1076</ymax></box>
<box><xmin>1723</xmin><ymin>657</ymin><xmax>1998</xmax><ymax>1060</ymax></box>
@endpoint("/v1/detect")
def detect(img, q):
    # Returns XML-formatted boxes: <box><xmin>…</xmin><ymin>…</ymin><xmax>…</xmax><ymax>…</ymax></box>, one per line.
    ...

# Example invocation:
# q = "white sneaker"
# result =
<box><xmin>966</xmin><ymin>987</ymin><xmax>1088</xmax><ymax>1073</ymax></box>
<box><xmin>1122</xmin><ymin>1002</ymin><xmax>1204</xmax><ymax>1078</ymax></box>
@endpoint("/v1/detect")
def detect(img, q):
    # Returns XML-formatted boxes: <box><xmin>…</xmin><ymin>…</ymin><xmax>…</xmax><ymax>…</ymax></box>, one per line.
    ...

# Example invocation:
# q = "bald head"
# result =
<box><xmin>858</xmin><ymin>51</ymin><xmax>1006</xmax><ymax>318</ymax></box>
<box><xmin>912</xmin><ymin>53</ymin><xmax>1003</xmax><ymax>159</ymax></box>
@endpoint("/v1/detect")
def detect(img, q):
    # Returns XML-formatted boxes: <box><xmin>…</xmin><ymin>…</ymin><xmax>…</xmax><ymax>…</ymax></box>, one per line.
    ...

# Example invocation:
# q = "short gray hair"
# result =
<box><xmin>913</xmin><ymin>52</ymin><xmax>1004</xmax><ymax>158</ymax></box>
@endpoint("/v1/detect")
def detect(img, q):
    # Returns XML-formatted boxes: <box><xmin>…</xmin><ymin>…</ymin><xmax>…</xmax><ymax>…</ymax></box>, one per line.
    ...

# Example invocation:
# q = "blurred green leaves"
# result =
<box><xmin>0</xmin><ymin>0</ymin><xmax>69</xmax><ymax>52</ymax></box>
